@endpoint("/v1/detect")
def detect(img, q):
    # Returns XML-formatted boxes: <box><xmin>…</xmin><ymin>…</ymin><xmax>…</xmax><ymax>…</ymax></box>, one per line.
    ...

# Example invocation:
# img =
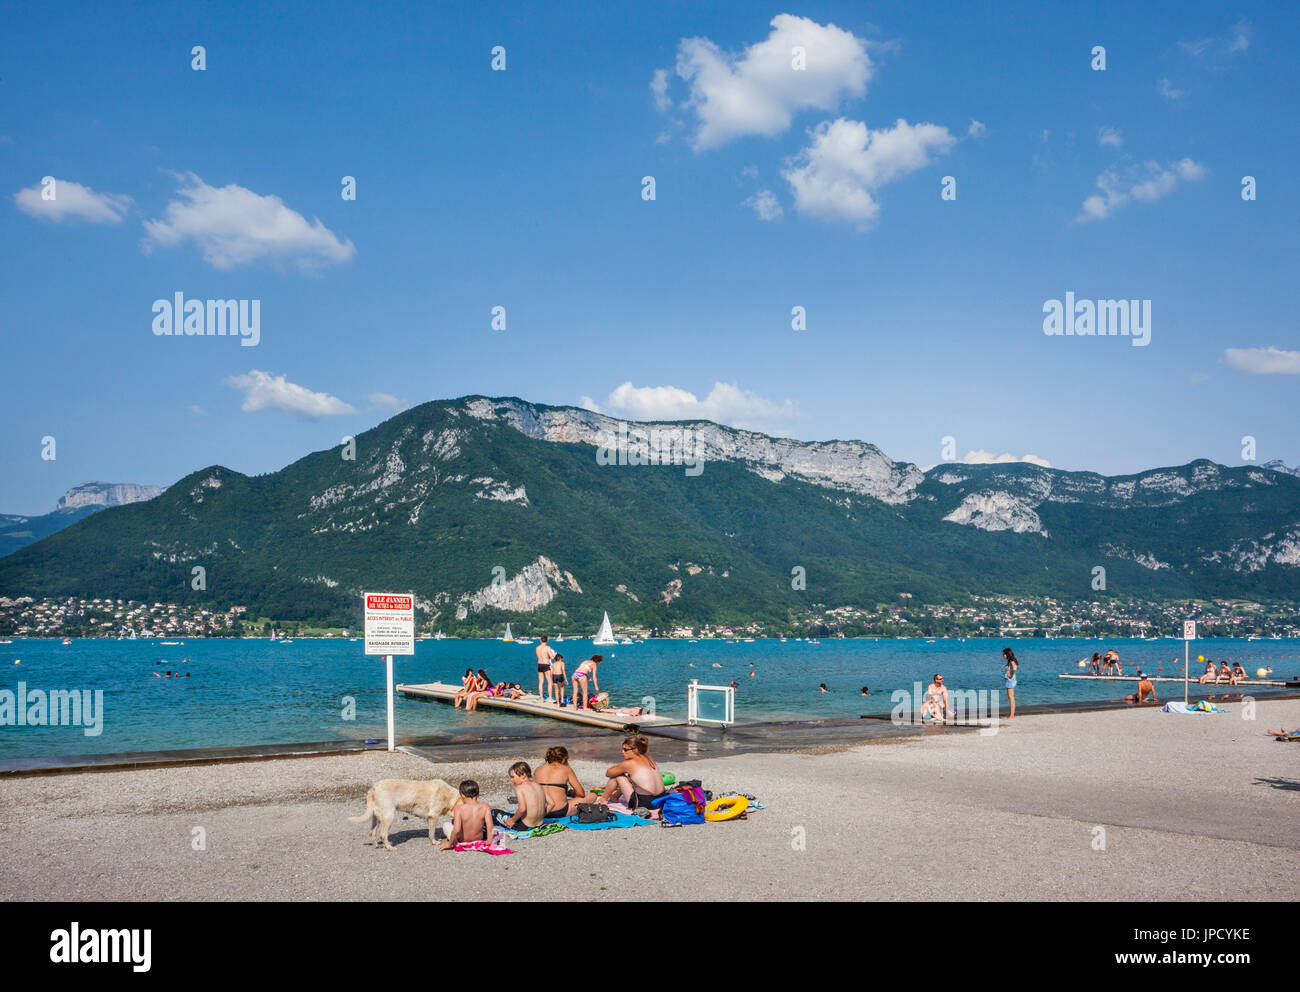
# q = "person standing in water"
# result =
<box><xmin>1002</xmin><ymin>647</ymin><xmax>1019</xmax><ymax>721</ymax></box>
<box><xmin>535</xmin><ymin>635</ymin><xmax>557</xmax><ymax>702</ymax></box>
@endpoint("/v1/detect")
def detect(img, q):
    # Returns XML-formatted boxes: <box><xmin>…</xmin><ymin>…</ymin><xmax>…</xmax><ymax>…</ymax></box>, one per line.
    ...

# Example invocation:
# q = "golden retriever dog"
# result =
<box><xmin>348</xmin><ymin>778</ymin><xmax>459</xmax><ymax>850</ymax></box>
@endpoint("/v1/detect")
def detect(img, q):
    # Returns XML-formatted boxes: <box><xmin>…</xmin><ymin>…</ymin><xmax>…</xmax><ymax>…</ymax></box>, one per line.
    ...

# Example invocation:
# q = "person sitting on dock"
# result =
<box><xmin>439</xmin><ymin>780</ymin><xmax>493</xmax><ymax>851</ymax></box>
<box><xmin>920</xmin><ymin>673</ymin><xmax>949</xmax><ymax>724</ymax></box>
<box><xmin>1198</xmin><ymin>660</ymin><xmax>1218</xmax><ymax>685</ymax></box>
<box><xmin>571</xmin><ymin>655</ymin><xmax>601</xmax><ymax>709</ymax></box>
<box><xmin>536</xmin><ymin>635</ymin><xmax>557</xmax><ymax>702</ymax></box>
<box><xmin>500</xmin><ymin>762</ymin><xmax>547</xmax><ymax>832</ymax></box>
<box><xmin>535</xmin><ymin>746</ymin><xmax>587</xmax><ymax>818</ymax></box>
<box><xmin>465</xmin><ymin>670</ymin><xmax>495</xmax><ymax>712</ymax></box>
<box><xmin>1232</xmin><ymin>662</ymin><xmax>1248</xmax><ymax>683</ymax></box>
<box><xmin>597</xmin><ymin>735</ymin><xmax>665</xmax><ymax>811</ymax></box>
<box><xmin>1217</xmin><ymin>661</ymin><xmax>1234</xmax><ymax>685</ymax></box>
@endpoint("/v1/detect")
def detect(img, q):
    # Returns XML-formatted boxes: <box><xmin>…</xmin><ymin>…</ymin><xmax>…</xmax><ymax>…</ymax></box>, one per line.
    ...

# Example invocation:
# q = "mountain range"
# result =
<box><xmin>0</xmin><ymin>482</ymin><xmax>163</xmax><ymax>558</ymax></box>
<box><xmin>0</xmin><ymin>397</ymin><xmax>1296</xmax><ymax>629</ymax></box>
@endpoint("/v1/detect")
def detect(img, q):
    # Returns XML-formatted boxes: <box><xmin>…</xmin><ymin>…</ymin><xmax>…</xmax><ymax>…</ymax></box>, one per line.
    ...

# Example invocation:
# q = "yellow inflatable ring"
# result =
<box><xmin>704</xmin><ymin>795</ymin><xmax>749</xmax><ymax>822</ymax></box>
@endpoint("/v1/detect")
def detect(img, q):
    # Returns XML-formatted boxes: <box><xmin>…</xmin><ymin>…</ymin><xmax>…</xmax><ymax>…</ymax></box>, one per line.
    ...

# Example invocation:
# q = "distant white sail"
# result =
<box><xmin>502</xmin><ymin>622</ymin><xmax>514</xmax><ymax>642</ymax></box>
<box><xmin>593</xmin><ymin>611</ymin><xmax>616</xmax><ymax>645</ymax></box>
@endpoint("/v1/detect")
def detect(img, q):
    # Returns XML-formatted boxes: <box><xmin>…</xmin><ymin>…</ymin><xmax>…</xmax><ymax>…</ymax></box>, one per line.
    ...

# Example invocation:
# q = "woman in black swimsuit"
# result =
<box><xmin>534</xmin><ymin>745</ymin><xmax>586</xmax><ymax>818</ymax></box>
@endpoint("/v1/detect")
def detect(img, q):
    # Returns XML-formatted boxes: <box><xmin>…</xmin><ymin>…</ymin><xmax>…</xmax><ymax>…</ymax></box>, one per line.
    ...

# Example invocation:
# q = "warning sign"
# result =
<box><xmin>364</xmin><ymin>592</ymin><xmax>415</xmax><ymax>656</ymax></box>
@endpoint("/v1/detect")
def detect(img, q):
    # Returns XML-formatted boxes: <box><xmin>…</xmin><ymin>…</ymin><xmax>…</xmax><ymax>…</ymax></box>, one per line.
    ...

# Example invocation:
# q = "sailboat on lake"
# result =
<box><xmin>593</xmin><ymin>611</ymin><xmax>617</xmax><ymax>646</ymax></box>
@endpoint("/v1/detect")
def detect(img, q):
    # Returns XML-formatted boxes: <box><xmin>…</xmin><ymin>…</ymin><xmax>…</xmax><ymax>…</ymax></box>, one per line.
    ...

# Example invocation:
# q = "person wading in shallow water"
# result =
<box><xmin>1002</xmin><ymin>647</ymin><xmax>1019</xmax><ymax>721</ymax></box>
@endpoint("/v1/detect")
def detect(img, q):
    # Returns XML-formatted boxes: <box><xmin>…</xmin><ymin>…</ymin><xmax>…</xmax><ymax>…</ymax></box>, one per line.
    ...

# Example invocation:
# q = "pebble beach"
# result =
<box><xmin>3</xmin><ymin>700</ymin><xmax>1297</xmax><ymax>901</ymax></box>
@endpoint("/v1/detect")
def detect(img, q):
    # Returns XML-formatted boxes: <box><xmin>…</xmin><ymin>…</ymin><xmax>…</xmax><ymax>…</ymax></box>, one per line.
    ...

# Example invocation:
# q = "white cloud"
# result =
<box><xmin>13</xmin><ymin>178</ymin><xmax>131</xmax><ymax>224</ymax></box>
<box><xmin>1157</xmin><ymin>77</ymin><xmax>1186</xmax><ymax>101</ymax></box>
<box><xmin>143</xmin><ymin>173</ymin><xmax>355</xmax><ymax>270</ymax></box>
<box><xmin>665</xmin><ymin>14</ymin><xmax>873</xmax><ymax>150</ymax></box>
<box><xmin>596</xmin><ymin>381</ymin><xmax>802</xmax><ymax>433</ymax></box>
<box><xmin>1078</xmin><ymin>158</ymin><xmax>1205</xmax><ymax>222</ymax></box>
<box><xmin>744</xmin><ymin>188</ymin><xmax>783</xmax><ymax>220</ymax></box>
<box><xmin>967</xmin><ymin>120</ymin><xmax>987</xmax><ymax>138</ymax></box>
<box><xmin>1223</xmin><ymin>347</ymin><xmax>1300</xmax><ymax>375</ymax></box>
<box><xmin>224</xmin><ymin>370</ymin><xmax>356</xmax><ymax>418</ymax></box>
<box><xmin>960</xmin><ymin>450</ymin><xmax>1052</xmax><ymax>468</ymax></box>
<box><xmin>783</xmin><ymin>117</ymin><xmax>956</xmax><ymax>226</ymax></box>
<box><xmin>578</xmin><ymin>395</ymin><xmax>603</xmax><ymax>414</ymax></box>
<box><xmin>650</xmin><ymin>69</ymin><xmax>672</xmax><ymax>113</ymax></box>
<box><xmin>189</xmin><ymin>404</ymin><xmax>206</xmax><ymax>416</ymax></box>
<box><xmin>1180</xmin><ymin>19</ymin><xmax>1252</xmax><ymax>58</ymax></box>
<box><xmin>367</xmin><ymin>392</ymin><xmax>406</xmax><ymax>412</ymax></box>
<box><xmin>1098</xmin><ymin>126</ymin><xmax>1122</xmax><ymax>148</ymax></box>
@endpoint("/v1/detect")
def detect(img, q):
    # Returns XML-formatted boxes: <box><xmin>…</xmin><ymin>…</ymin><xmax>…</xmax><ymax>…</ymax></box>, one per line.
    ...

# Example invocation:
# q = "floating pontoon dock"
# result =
<box><xmin>396</xmin><ymin>682</ymin><xmax>685</xmax><ymax>730</ymax></box>
<box><xmin>1058</xmin><ymin>674</ymin><xmax>1299</xmax><ymax>687</ymax></box>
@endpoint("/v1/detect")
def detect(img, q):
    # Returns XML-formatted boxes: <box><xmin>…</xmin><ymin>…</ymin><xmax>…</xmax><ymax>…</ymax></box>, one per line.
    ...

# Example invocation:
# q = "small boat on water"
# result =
<box><xmin>61</xmin><ymin>638</ymin><xmax>72</xmax><ymax>645</ymax></box>
<box><xmin>502</xmin><ymin>623</ymin><xmax>515</xmax><ymax>643</ymax></box>
<box><xmin>161</xmin><ymin>641</ymin><xmax>182</xmax><ymax>646</ymax></box>
<box><xmin>593</xmin><ymin>612</ymin><xmax>617</xmax><ymax>646</ymax></box>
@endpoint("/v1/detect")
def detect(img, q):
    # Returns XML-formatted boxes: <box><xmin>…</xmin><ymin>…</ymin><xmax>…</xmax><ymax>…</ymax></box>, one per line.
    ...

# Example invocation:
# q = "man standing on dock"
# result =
<box><xmin>535</xmin><ymin>635</ymin><xmax>557</xmax><ymax>703</ymax></box>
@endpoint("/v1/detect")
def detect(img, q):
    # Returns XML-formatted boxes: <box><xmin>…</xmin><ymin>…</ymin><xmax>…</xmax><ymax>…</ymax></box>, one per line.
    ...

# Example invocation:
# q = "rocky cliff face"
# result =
<box><xmin>463</xmin><ymin>397</ymin><xmax>924</xmax><ymax>503</ymax></box>
<box><xmin>56</xmin><ymin>482</ymin><xmax>164</xmax><ymax>511</ymax></box>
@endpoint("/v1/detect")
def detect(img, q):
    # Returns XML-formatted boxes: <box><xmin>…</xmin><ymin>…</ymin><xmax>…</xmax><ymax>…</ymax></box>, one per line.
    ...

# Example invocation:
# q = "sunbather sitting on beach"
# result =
<box><xmin>920</xmin><ymin>673</ymin><xmax>949</xmax><ymax>723</ymax></box>
<box><xmin>1267</xmin><ymin>726</ymin><xmax>1297</xmax><ymax>737</ymax></box>
<box><xmin>1198</xmin><ymin>660</ymin><xmax>1217</xmax><ymax>684</ymax></box>
<box><xmin>440</xmin><ymin>780</ymin><xmax>493</xmax><ymax>851</ymax></box>
<box><xmin>598</xmin><ymin>735</ymin><xmax>664</xmax><ymax>811</ymax></box>
<box><xmin>535</xmin><ymin>745</ymin><xmax>587</xmax><ymax>818</ymax></box>
<box><xmin>500</xmin><ymin>761</ymin><xmax>547</xmax><ymax>831</ymax></box>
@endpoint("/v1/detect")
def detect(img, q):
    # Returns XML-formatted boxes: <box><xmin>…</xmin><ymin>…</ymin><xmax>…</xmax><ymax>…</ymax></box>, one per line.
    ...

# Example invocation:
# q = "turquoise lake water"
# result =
<box><xmin>1</xmin><ymin>636</ymin><xmax>1297</xmax><ymax>758</ymax></box>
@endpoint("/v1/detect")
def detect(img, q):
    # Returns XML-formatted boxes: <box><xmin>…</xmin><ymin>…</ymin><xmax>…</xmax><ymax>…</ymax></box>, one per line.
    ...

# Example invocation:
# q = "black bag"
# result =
<box><xmin>572</xmin><ymin>803</ymin><xmax>615</xmax><ymax>825</ymax></box>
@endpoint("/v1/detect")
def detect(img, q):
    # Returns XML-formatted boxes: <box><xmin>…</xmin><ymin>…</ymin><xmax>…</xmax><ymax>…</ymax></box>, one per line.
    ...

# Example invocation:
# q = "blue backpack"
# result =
<box><xmin>654</xmin><ymin>787</ymin><xmax>706</xmax><ymax>826</ymax></box>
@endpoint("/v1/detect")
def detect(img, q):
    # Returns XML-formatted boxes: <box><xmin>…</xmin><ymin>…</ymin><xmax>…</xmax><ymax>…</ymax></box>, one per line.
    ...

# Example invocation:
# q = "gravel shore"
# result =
<box><xmin>3</xmin><ymin>700</ymin><xmax>1297</xmax><ymax>901</ymax></box>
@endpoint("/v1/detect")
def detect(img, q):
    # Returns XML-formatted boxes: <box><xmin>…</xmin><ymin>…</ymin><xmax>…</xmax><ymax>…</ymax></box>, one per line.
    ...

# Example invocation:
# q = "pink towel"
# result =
<box><xmin>454</xmin><ymin>839</ymin><xmax>514</xmax><ymax>856</ymax></box>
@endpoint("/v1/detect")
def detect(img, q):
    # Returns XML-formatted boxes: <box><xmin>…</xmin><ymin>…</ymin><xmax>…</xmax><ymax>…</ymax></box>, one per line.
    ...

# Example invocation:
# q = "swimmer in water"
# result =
<box><xmin>818</xmin><ymin>683</ymin><xmax>829</xmax><ymax>693</ymax></box>
<box><xmin>860</xmin><ymin>686</ymin><xmax>870</xmax><ymax>696</ymax></box>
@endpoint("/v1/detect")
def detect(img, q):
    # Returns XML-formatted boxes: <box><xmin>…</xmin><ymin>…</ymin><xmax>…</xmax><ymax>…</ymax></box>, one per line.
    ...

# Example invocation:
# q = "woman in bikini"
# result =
<box><xmin>465</xmin><ymin>669</ymin><xmax>495</xmax><ymax>712</ymax></box>
<box><xmin>549</xmin><ymin>653</ymin><xmax>567</xmax><ymax>706</ymax></box>
<box><xmin>452</xmin><ymin>668</ymin><xmax>475</xmax><ymax>708</ymax></box>
<box><xmin>1089</xmin><ymin>652</ymin><xmax>1102</xmax><ymax>675</ymax></box>
<box><xmin>1198</xmin><ymin>659</ymin><xmax>1218</xmax><ymax>684</ymax></box>
<box><xmin>534</xmin><ymin>745</ymin><xmax>587</xmax><ymax>818</ymax></box>
<box><xmin>598</xmin><ymin>735</ymin><xmax>664</xmax><ymax>811</ymax></box>
<box><xmin>570</xmin><ymin>654</ymin><xmax>601</xmax><ymax>709</ymax></box>
<box><xmin>920</xmin><ymin>673</ymin><xmax>949</xmax><ymax>724</ymax></box>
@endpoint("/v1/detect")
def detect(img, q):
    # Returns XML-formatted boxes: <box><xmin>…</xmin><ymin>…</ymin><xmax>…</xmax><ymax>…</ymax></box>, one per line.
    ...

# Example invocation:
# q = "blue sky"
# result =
<box><xmin>2</xmin><ymin>1</ymin><xmax>1297</xmax><ymax>514</ymax></box>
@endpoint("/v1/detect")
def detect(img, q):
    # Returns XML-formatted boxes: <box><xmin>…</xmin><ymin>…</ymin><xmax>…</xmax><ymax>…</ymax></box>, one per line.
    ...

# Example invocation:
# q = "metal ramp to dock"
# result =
<box><xmin>396</xmin><ymin>682</ymin><xmax>685</xmax><ymax>731</ymax></box>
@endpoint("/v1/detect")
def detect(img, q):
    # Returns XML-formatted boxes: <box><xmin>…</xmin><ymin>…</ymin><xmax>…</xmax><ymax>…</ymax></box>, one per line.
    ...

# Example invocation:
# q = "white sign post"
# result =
<box><xmin>364</xmin><ymin>593</ymin><xmax>415</xmax><ymax>752</ymax></box>
<box><xmin>1183</xmin><ymin>620</ymin><xmax>1196</xmax><ymax>705</ymax></box>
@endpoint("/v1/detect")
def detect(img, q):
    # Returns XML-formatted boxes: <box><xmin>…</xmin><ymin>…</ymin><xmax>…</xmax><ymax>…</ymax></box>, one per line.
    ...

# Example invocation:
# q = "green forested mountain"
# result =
<box><xmin>0</xmin><ymin>396</ymin><xmax>1296</xmax><ymax>630</ymax></box>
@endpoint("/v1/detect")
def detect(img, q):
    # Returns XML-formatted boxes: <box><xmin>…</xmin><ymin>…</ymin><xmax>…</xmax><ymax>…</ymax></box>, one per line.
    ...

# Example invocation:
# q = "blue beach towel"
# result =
<box><xmin>564</xmin><ymin>811</ymin><xmax>654</xmax><ymax>831</ymax></box>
